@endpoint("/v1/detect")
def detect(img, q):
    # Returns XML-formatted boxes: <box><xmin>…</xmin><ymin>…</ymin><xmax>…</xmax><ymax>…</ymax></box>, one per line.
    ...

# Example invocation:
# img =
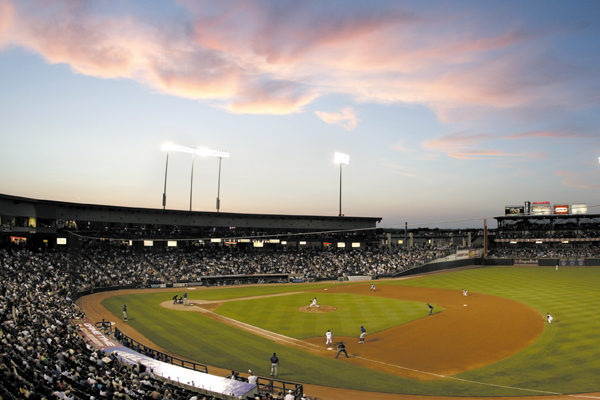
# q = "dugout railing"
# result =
<box><xmin>253</xmin><ymin>377</ymin><xmax>303</xmax><ymax>399</ymax></box>
<box><xmin>109</xmin><ymin>325</ymin><xmax>209</xmax><ymax>373</ymax></box>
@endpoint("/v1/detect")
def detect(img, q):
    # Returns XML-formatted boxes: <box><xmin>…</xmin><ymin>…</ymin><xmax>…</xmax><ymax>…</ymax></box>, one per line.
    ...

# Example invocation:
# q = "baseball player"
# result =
<box><xmin>359</xmin><ymin>325</ymin><xmax>366</xmax><ymax>343</ymax></box>
<box><xmin>325</xmin><ymin>329</ymin><xmax>333</xmax><ymax>346</ymax></box>
<box><xmin>370</xmin><ymin>284</ymin><xmax>376</xmax><ymax>291</ymax></box>
<box><xmin>547</xmin><ymin>313</ymin><xmax>553</xmax><ymax>324</ymax></box>
<box><xmin>270</xmin><ymin>352</ymin><xmax>279</xmax><ymax>377</ymax></box>
<box><xmin>462</xmin><ymin>289</ymin><xmax>468</xmax><ymax>297</ymax></box>
<box><xmin>122</xmin><ymin>304</ymin><xmax>128</xmax><ymax>322</ymax></box>
<box><xmin>308</xmin><ymin>297</ymin><xmax>319</xmax><ymax>308</ymax></box>
<box><xmin>427</xmin><ymin>303</ymin><xmax>434</xmax><ymax>315</ymax></box>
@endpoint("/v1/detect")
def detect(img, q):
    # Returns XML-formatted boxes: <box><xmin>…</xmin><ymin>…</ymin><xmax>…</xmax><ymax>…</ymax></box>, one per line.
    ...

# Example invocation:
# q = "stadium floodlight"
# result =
<box><xmin>195</xmin><ymin>146</ymin><xmax>231</xmax><ymax>212</ymax></box>
<box><xmin>161</xmin><ymin>142</ymin><xmax>195</xmax><ymax>154</ymax></box>
<box><xmin>195</xmin><ymin>147</ymin><xmax>230</xmax><ymax>158</ymax></box>
<box><xmin>334</xmin><ymin>152</ymin><xmax>350</xmax><ymax>165</ymax></box>
<box><xmin>334</xmin><ymin>152</ymin><xmax>350</xmax><ymax>217</ymax></box>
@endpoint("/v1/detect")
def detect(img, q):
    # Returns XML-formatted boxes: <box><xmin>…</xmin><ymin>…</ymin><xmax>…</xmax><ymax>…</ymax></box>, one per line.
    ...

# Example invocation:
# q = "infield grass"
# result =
<box><xmin>215</xmin><ymin>292</ymin><xmax>429</xmax><ymax>338</ymax></box>
<box><xmin>102</xmin><ymin>266</ymin><xmax>600</xmax><ymax>396</ymax></box>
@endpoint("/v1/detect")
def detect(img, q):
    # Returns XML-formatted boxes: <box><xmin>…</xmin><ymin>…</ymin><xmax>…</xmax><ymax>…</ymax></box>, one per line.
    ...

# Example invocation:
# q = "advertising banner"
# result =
<box><xmin>505</xmin><ymin>206</ymin><xmax>525</xmax><ymax>215</ymax></box>
<box><xmin>515</xmin><ymin>258</ymin><xmax>539</xmax><ymax>265</ymax></box>
<box><xmin>531</xmin><ymin>201</ymin><xmax>551</xmax><ymax>215</ymax></box>
<box><xmin>553</xmin><ymin>205</ymin><xmax>569</xmax><ymax>214</ymax></box>
<box><xmin>571</xmin><ymin>204</ymin><xmax>588</xmax><ymax>214</ymax></box>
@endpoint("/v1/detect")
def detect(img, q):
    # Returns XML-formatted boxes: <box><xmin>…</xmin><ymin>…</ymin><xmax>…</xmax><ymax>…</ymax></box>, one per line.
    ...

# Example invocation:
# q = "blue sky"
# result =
<box><xmin>0</xmin><ymin>0</ymin><xmax>599</xmax><ymax>228</ymax></box>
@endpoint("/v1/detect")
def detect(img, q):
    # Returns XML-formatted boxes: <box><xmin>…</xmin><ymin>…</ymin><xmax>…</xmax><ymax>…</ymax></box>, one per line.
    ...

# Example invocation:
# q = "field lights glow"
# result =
<box><xmin>334</xmin><ymin>152</ymin><xmax>350</xmax><ymax>165</ymax></box>
<box><xmin>161</xmin><ymin>142</ymin><xmax>195</xmax><ymax>154</ymax></box>
<box><xmin>196</xmin><ymin>147</ymin><xmax>230</xmax><ymax>158</ymax></box>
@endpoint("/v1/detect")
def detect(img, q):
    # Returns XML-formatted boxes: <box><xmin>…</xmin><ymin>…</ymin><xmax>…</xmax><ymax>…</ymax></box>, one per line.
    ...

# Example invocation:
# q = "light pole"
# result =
<box><xmin>161</xmin><ymin>142</ymin><xmax>195</xmax><ymax>210</ymax></box>
<box><xmin>334</xmin><ymin>152</ymin><xmax>350</xmax><ymax>217</ymax></box>
<box><xmin>196</xmin><ymin>147</ymin><xmax>230</xmax><ymax>212</ymax></box>
<box><xmin>189</xmin><ymin>154</ymin><xmax>196</xmax><ymax>211</ymax></box>
<box><xmin>161</xmin><ymin>151</ymin><xmax>169</xmax><ymax>210</ymax></box>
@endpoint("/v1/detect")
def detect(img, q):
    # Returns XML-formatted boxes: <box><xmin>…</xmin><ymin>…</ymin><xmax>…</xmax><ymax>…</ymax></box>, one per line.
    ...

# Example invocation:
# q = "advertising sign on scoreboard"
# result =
<box><xmin>571</xmin><ymin>204</ymin><xmax>588</xmax><ymax>214</ymax></box>
<box><xmin>531</xmin><ymin>201</ymin><xmax>552</xmax><ymax>215</ymax></box>
<box><xmin>505</xmin><ymin>205</ymin><xmax>525</xmax><ymax>215</ymax></box>
<box><xmin>553</xmin><ymin>204</ymin><xmax>569</xmax><ymax>214</ymax></box>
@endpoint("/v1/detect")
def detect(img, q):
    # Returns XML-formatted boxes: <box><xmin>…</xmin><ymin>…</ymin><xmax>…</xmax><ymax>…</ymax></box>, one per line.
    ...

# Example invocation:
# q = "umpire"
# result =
<box><xmin>335</xmin><ymin>342</ymin><xmax>349</xmax><ymax>358</ymax></box>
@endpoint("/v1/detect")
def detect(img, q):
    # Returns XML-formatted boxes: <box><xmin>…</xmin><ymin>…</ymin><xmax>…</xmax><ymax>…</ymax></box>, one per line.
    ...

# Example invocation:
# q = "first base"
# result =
<box><xmin>464</xmin><ymin>304</ymin><xmax>467</xmax><ymax>306</ymax></box>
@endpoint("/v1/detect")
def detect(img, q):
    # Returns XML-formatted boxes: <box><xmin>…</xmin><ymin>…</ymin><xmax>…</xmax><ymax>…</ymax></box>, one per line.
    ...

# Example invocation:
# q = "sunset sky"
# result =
<box><xmin>1</xmin><ymin>0</ymin><xmax>599</xmax><ymax>228</ymax></box>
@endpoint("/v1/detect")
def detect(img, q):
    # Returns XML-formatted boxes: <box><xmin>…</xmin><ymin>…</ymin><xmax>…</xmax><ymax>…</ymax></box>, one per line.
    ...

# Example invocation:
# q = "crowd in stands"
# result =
<box><xmin>0</xmin><ymin>248</ymin><xmax>230</xmax><ymax>400</ymax></box>
<box><xmin>143</xmin><ymin>245</ymin><xmax>453</xmax><ymax>283</ymax></box>
<box><xmin>0</xmin><ymin>243</ymin><xmax>453</xmax><ymax>399</ymax></box>
<box><xmin>494</xmin><ymin>229</ymin><xmax>600</xmax><ymax>239</ymax></box>
<box><xmin>64</xmin><ymin>243</ymin><xmax>454</xmax><ymax>289</ymax></box>
<box><xmin>489</xmin><ymin>243</ymin><xmax>600</xmax><ymax>259</ymax></box>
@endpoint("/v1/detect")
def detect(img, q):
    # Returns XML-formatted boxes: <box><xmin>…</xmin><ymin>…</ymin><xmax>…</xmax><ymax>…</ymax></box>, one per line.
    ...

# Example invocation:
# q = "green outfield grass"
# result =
<box><xmin>385</xmin><ymin>266</ymin><xmax>600</xmax><ymax>394</ymax></box>
<box><xmin>102</xmin><ymin>266</ymin><xmax>600</xmax><ymax>396</ymax></box>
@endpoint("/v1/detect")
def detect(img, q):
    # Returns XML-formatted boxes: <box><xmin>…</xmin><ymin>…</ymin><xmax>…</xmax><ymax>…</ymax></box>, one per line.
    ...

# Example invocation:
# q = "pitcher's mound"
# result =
<box><xmin>298</xmin><ymin>305</ymin><xmax>337</xmax><ymax>313</ymax></box>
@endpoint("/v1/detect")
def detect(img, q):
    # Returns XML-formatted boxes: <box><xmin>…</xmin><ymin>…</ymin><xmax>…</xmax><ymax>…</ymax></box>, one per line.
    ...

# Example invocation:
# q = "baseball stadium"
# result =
<box><xmin>2</xmin><ymin>194</ymin><xmax>600</xmax><ymax>400</ymax></box>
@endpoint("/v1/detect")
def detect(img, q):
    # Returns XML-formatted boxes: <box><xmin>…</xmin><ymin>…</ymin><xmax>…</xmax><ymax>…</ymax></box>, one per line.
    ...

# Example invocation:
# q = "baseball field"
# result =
<box><xmin>80</xmin><ymin>266</ymin><xmax>600</xmax><ymax>399</ymax></box>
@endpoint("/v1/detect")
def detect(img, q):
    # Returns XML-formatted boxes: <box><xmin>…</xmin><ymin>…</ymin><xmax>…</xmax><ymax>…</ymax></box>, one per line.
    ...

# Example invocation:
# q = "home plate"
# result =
<box><xmin>464</xmin><ymin>304</ymin><xmax>467</xmax><ymax>307</ymax></box>
<box><xmin>327</xmin><ymin>347</ymin><xmax>334</xmax><ymax>351</ymax></box>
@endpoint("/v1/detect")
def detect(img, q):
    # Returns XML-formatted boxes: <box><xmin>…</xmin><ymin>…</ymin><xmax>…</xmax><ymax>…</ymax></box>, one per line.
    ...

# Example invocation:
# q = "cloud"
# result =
<box><xmin>226</xmin><ymin>79</ymin><xmax>319</xmax><ymax>114</ymax></box>
<box><xmin>315</xmin><ymin>107</ymin><xmax>359</xmax><ymax>131</ymax></box>
<box><xmin>0</xmin><ymin>1</ymin><xmax>14</xmax><ymax>48</ymax></box>
<box><xmin>555</xmin><ymin>171</ymin><xmax>600</xmax><ymax>190</ymax></box>
<box><xmin>447</xmin><ymin>149</ymin><xmax>529</xmax><ymax>160</ymax></box>
<box><xmin>1</xmin><ymin>0</ymin><xmax>597</xmax><ymax>119</ymax></box>
<box><xmin>393</xmin><ymin>141</ymin><xmax>415</xmax><ymax>153</ymax></box>
<box><xmin>423</xmin><ymin>129</ymin><xmax>584</xmax><ymax>161</ymax></box>
<box><xmin>381</xmin><ymin>160</ymin><xmax>418</xmax><ymax>177</ymax></box>
<box><xmin>505</xmin><ymin>130</ymin><xmax>593</xmax><ymax>140</ymax></box>
<box><xmin>423</xmin><ymin>133</ymin><xmax>493</xmax><ymax>153</ymax></box>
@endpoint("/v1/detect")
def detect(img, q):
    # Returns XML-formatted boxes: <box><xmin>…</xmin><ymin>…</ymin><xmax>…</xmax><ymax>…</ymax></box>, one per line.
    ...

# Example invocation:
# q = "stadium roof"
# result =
<box><xmin>0</xmin><ymin>193</ymin><xmax>381</xmax><ymax>231</ymax></box>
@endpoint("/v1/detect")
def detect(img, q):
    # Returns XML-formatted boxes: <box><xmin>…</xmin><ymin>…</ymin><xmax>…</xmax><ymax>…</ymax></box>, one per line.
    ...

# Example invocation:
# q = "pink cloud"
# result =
<box><xmin>393</xmin><ymin>141</ymin><xmax>415</xmax><ymax>153</ymax></box>
<box><xmin>423</xmin><ymin>132</ymin><xmax>549</xmax><ymax>160</ymax></box>
<box><xmin>505</xmin><ymin>130</ymin><xmax>592</xmax><ymax>139</ymax></box>
<box><xmin>555</xmin><ymin>171</ymin><xmax>600</xmax><ymax>190</ymax></box>
<box><xmin>225</xmin><ymin>78</ymin><xmax>319</xmax><ymax>114</ymax></box>
<box><xmin>315</xmin><ymin>107</ymin><xmax>359</xmax><ymax>131</ymax></box>
<box><xmin>423</xmin><ymin>133</ymin><xmax>493</xmax><ymax>152</ymax></box>
<box><xmin>1</xmin><ymin>1</ymin><xmax>594</xmax><ymax>118</ymax></box>
<box><xmin>0</xmin><ymin>1</ymin><xmax>14</xmax><ymax>47</ymax></box>
<box><xmin>447</xmin><ymin>149</ymin><xmax>531</xmax><ymax>160</ymax></box>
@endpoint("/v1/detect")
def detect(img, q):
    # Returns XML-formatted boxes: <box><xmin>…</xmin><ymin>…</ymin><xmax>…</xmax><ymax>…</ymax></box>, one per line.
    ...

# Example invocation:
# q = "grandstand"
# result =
<box><xmin>489</xmin><ymin>211</ymin><xmax>600</xmax><ymax>265</ymax></box>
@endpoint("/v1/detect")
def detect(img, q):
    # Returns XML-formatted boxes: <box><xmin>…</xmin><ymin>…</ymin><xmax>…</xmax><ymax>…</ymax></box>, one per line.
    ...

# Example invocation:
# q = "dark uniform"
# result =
<box><xmin>335</xmin><ymin>342</ymin><xmax>349</xmax><ymax>358</ymax></box>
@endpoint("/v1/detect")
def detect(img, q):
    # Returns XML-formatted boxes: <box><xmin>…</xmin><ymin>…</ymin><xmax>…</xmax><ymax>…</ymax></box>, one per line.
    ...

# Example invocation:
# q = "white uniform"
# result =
<box><xmin>547</xmin><ymin>313</ymin><xmax>553</xmax><ymax>324</ymax></box>
<box><xmin>463</xmin><ymin>289</ymin><xmax>468</xmax><ymax>297</ymax></box>
<box><xmin>325</xmin><ymin>330</ymin><xmax>332</xmax><ymax>345</ymax></box>
<box><xmin>309</xmin><ymin>297</ymin><xmax>319</xmax><ymax>308</ymax></box>
<box><xmin>370</xmin><ymin>284</ymin><xmax>376</xmax><ymax>291</ymax></box>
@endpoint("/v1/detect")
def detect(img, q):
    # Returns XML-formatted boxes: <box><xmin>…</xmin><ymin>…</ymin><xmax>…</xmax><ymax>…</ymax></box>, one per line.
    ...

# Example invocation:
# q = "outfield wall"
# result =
<box><xmin>395</xmin><ymin>258</ymin><xmax>483</xmax><ymax>277</ymax></box>
<box><xmin>396</xmin><ymin>257</ymin><xmax>600</xmax><ymax>278</ymax></box>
